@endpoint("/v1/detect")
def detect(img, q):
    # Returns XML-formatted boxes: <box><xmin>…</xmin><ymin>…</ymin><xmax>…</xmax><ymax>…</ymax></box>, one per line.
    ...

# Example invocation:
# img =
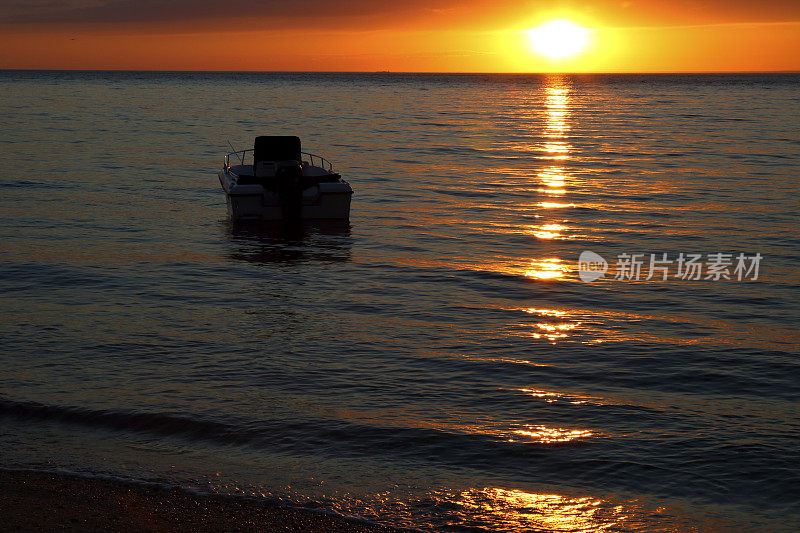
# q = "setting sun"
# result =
<box><xmin>526</xmin><ymin>20</ymin><xmax>591</xmax><ymax>60</ymax></box>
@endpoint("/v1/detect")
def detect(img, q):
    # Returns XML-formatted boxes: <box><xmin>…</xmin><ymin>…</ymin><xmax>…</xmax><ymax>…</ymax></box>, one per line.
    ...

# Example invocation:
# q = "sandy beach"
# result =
<box><xmin>0</xmin><ymin>470</ymin><xmax>393</xmax><ymax>532</ymax></box>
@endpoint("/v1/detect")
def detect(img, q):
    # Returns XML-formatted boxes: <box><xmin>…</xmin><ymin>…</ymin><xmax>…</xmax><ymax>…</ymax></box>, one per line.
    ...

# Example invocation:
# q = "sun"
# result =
<box><xmin>526</xmin><ymin>20</ymin><xmax>591</xmax><ymax>60</ymax></box>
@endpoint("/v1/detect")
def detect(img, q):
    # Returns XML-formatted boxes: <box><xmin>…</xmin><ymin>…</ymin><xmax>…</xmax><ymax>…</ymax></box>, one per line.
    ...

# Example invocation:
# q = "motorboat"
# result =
<box><xmin>218</xmin><ymin>136</ymin><xmax>353</xmax><ymax>220</ymax></box>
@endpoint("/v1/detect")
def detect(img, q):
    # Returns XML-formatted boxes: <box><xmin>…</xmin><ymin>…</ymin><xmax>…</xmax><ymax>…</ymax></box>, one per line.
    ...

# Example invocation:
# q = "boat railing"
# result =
<box><xmin>302</xmin><ymin>152</ymin><xmax>334</xmax><ymax>172</ymax></box>
<box><xmin>225</xmin><ymin>149</ymin><xmax>333</xmax><ymax>172</ymax></box>
<box><xmin>225</xmin><ymin>148</ymin><xmax>251</xmax><ymax>167</ymax></box>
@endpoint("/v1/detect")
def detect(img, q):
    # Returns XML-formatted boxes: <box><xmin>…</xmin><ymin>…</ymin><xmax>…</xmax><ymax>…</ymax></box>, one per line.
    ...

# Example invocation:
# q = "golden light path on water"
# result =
<box><xmin>380</xmin><ymin>81</ymin><xmax>583</xmax><ymax>283</ymax></box>
<box><xmin>524</xmin><ymin>258</ymin><xmax>569</xmax><ymax>280</ymax></box>
<box><xmin>327</xmin><ymin>106</ymin><xmax>627</xmax><ymax>528</ymax></box>
<box><xmin>212</xmin><ymin>481</ymin><xmax>704</xmax><ymax>532</ymax></box>
<box><xmin>458</xmin><ymin>488</ymin><xmax>621</xmax><ymax>531</ymax></box>
<box><xmin>532</xmin><ymin>223</ymin><xmax>567</xmax><ymax>239</ymax></box>
<box><xmin>511</xmin><ymin>425</ymin><xmax>593</xmax><ymax>443</ymax></box>
<box><xmin>451</xmin><ymin>487</ymin><xmax>696</xmax><ymax>532</ymax></box>
<box><xmin>526</xmin><ymin>79</ymin><xmax>576</xmax><ymax>279</ymax></box>
<box><xmin>458</xmin><ymin>84</ymin><xmax>607</xmax><ymax>531</ymax></box>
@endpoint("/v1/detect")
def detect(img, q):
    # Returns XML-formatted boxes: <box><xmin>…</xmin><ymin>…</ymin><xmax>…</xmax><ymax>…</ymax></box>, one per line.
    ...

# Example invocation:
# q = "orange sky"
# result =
<box><xmin>0</xmin><ymin>0</ymin><xmax>798</xmax><ymax>72</ymax></box>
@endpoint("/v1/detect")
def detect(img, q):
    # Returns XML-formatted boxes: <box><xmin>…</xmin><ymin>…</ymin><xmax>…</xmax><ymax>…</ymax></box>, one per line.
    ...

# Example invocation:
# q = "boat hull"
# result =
<box><xmin>219</xmin><ymin>169</ymin><xmax>352</xmax><ymax>220</ymax></box>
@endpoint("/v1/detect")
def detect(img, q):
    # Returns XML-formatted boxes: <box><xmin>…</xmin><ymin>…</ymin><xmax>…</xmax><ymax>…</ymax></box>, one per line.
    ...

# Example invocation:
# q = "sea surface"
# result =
<box><xmin>0</xmin><ymin>71</ymin><xmax>798</xmax><ymax>532</ymax></box>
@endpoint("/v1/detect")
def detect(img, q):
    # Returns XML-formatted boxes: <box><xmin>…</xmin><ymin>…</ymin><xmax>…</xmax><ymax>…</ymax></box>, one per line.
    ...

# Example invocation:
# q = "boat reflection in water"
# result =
<box><xmin>224</xmin><ymin>220</ymin><xmax>352</xmax><ymax>265</ymax></box>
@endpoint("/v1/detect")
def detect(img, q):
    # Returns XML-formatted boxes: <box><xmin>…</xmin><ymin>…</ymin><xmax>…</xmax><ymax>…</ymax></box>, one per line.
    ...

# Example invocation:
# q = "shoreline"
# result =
<box><xmin>0</xmin><ymin>469</ymin><xmax>396</xmax><ymax>532</ymax></box>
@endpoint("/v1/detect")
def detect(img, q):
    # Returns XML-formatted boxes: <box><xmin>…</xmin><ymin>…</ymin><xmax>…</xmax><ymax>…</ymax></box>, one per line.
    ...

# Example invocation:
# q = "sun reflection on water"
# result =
<box><xmin>539</xmin><ymin>201</ymin><xmax>575</xmax><ymax>209</ymax></box>
<box><xmin>540</xmin><ymin>223</ymin><xmax>566</xmax><ymax>231</ymax></box>
<box><xmin>530</xmin><ymin>78</ymin><xmax>576</xmax><ymax>249</ymax></box>
<box><xmin>532</xmin><ymin>321</ymin><xmax>579</xmax><ymax>341</ymax></box>
<box><xmin>538</xmin><ymin>84</ymin><xmax>572</xmax><ymax>161</ymax></box>
<box><xmin>417</xmin><ymin>486</ymin><xmax>704</xmax><ymax>532</ymax></box>
<box><xmin>455</xmin><ymin>488</ymin><xmax>632</xmax><ymax>532</ymax></box>
<box><xmin>538</xmin><ymin>85</ymin><xmax>573</xmax><ymax>207</ymax></box>
<box><xmin>539</xmin><ymin>171</ymin><xmax>566</xmax><ymax>187</ymax></box>
<box><xmin>545</xmin><ymin>87</ymin><xmax>569</xmax><ymax>129</ymax></box>
<box><xmin>524</xmin><ymin>258</ymin><xmax>568</xmax><ymax>280</ymax></box>
<box><xmin>531</xmin><ymin>223</ymin><xmax>570</xmax><ymax>240</ymax></box>
<box><xmin>512</xmin><ymin>425</ymin><xmax>593</xmax><ymax>443</ymax></box>
<box><xmin>519</xmin><ymin>388</ymin><xmax>595</xmax><ymax>406</ymax></box>
<box><xmin>531</xmin><ymin>227</ymin><xmax>560</xmax><ymax>239</ymax></box>
<box><xmin>518</xmin><ymin>307</ymin><xmax>582</xmax><ymax>342</ymax></box>
<box><xmin>473</xmin><ymin>81</ymin><xmax>580</xmax><ymax>281</ymax></box>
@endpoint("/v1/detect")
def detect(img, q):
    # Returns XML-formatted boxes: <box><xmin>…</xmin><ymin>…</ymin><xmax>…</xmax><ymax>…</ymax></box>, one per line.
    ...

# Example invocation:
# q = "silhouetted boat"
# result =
<box><xmin>218</xmin><ymin>136</ymin><xmax>353</xmax><ymax>220</ymax></box>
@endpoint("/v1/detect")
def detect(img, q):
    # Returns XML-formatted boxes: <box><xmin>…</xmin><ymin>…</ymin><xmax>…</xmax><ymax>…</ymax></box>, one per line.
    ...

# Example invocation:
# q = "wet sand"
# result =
<box><xmin>0</xmin><ymin>470</ymin><xmax>394</xmax><ymax>532</ymax></box>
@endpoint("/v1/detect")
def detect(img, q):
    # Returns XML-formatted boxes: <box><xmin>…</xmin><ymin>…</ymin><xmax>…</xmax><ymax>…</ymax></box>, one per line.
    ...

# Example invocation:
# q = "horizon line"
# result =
<box><xmin>2</xmin><ymin>68</ymin><xmax>799</xmax><ymax>75</ymax></box>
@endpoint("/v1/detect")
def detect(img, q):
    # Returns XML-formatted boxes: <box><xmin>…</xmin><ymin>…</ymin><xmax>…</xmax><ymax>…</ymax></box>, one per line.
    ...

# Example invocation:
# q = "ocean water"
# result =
<box><xmin>0</xmin><ymin>71</ymin><xmax>798</xmax><ymax>531</ymax></box>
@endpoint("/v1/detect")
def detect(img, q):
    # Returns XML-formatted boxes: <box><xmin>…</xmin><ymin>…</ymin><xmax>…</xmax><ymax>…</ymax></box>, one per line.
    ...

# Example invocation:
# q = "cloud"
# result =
<box><xmin>2</xmin><ymin>0</ymin><xmax>798</xmax><ymax>29</ymax></box>
<box><xmin>1</xmin><ymin>0</ymin><xmax>436</xmax><ymax>25</ymax></box>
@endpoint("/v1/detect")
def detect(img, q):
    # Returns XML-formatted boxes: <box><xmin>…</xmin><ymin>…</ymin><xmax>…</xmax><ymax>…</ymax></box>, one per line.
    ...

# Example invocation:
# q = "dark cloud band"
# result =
<box><xmin>2</xmin><ymin>0</ymin><xmax>431</xmax><ymax>25</ymax></box>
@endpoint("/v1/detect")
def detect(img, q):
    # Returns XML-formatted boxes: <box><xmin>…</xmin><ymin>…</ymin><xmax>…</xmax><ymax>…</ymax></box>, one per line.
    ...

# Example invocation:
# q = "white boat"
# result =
<box><xmin>218</xmin><ymin>136</ymin><xmax>353</xmax><ymax>220</ymax></box>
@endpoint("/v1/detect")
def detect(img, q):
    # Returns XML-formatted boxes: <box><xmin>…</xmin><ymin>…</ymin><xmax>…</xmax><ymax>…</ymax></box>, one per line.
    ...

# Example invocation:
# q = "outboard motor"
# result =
<box><xmin>252</xmin><ymin>135</ymin><xmax>305</xmax><ymax>219</ymax></box>
<box><xmin>276</xmin><ymin>161</ymin><xmax>304</xmax><ymax>220</ymax></box>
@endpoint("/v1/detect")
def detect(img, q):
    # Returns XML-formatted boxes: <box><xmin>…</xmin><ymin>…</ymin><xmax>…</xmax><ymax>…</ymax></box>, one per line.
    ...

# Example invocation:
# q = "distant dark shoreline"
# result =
<box><xmin>0</xmin><ymin>469</ymin><xmax>394</xmax><ymax>532</ymax></box>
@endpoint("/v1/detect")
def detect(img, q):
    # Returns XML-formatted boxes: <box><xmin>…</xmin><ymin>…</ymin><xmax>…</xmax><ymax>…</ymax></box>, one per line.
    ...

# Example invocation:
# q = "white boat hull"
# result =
<box><xmin>218</xmin><ymin>168</ymin><xmax>352</xmax><ymax>220</ymax></box>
